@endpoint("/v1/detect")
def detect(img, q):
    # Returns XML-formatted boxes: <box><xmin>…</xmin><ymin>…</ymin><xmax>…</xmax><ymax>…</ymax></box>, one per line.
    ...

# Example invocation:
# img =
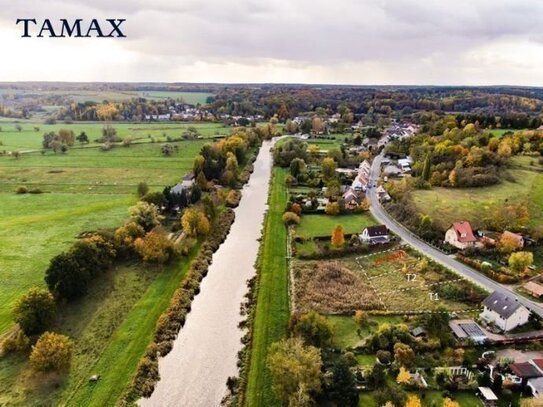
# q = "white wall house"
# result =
<box><xmin>480</xmin><ymin>291</ymin><xmax>530</xmax><ymax>332</ymax></box>
<box><xmin>444</xmin><ymin>221</ymin><xmax>478</xmax><ymax>250</ymax></box>
<box><xmin>360</xmin><ymin>225</ymin><xmax>390</xmax><ymax>245</ymax></box>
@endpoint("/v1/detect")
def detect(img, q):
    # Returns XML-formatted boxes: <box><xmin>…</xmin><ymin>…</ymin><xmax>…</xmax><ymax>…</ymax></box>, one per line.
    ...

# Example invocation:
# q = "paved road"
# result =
<box><xmin>367</xmin><ymin>153</ymin><xmax>543</xmax><ymax>318</ymax></box>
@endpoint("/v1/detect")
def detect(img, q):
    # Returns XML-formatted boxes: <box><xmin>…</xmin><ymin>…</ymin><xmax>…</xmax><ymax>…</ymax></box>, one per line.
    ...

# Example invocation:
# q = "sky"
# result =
<box><xmin>1</xmin><ymin>0</ymin><xmax>543</xmax><ymax>85</ymax></box>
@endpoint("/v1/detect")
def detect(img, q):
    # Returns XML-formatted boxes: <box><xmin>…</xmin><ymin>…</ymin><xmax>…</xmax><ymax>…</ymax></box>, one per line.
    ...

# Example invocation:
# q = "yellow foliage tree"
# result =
<box><xmin>29</xmin><ymin>332</ymin><xmax>73</xmax><ymax>371</ymax></box>
<box><xmin>405</xmin><ymin>395</ymin><xmax>422</xmax><ymax>407</ymax></box>
<box><xmin>396</xmin><ymin>366</ymin><xmax>411</xmax><ymax>384</ymax></box>
<box><xmin>181</xmin><ymin>208</ymin><xmax>210</xmax><ymax>237</ymax></box>
<box><xmin>443</xmin><ymin>398</ymin><xmax>460</xmax><ymax>407</ymax></box>
<box><xmin>134</xmin><ymin>229</ymin><xmax>174</xmax><ymax>263</ymax></box>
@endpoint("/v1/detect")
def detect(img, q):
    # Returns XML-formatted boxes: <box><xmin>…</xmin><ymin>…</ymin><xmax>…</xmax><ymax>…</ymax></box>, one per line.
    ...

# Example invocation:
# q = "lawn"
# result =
<box><xmin>327</xmin><ymin>315</ymin><xmax>403</xmax><ymax>349</ymax></box>
<box><xmin>295</xmin><ymin>213</ymin><xmax>376</xmax><ymax>239</ymax></box>
<box><xmin>412</xmin><ymin>156</ymin><xmax>543</xmax><ymax>230</ymax></box>
<box><xmin>0</xmin><ymin>121</ymin><xmax>227</xmax><ymax>150</ymax></box>
<box><xmin>358</xmin><ymin>391</ymin><xmax>482</xmax><ymax>407</ymax></box>
<box><xmin>245</xmin><ymin>168</ymin><xmax>290</xmax><ymax>407</ymax></box>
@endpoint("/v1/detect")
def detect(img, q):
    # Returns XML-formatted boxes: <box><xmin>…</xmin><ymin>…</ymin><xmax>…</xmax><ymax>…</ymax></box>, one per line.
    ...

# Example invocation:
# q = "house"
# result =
<box><xmin>444</xmin><ymin>221</ymin><xmax>478</xmax><ymax>249</ymax></box>
<box><xmin>501</xmin><ymin>230</ymin><xmax>524</xmax><ymax>249</ymax></box>
<box><xmin>359</xmin><ymin>225</ymin><xmax>390</xmax><ymax>245</ymax></box>
<box><xmin>397</xmin><ymin>158</ymin><xmax>412</xmax><ymax>173</ymax></box>
<box><xmin>383</xmin><ymin>164</ymin><xmax>402</xmax><ymax>177</ymax></box>
<box><xmin>342</xmin><ymin>188</ymin><xmax>360</xmax><ymax>208</ymax></box>
<box><xmin>480</xmin><ymin>291</ymin><xmax>531</xmax><ymax>332</ymax></box>
<box><xmin>528</xmin><ymin>377</ymin><xmax>543</xmax><ymax>398</ymax></box>
<box><xmin>410</xmin><ymin>326</ymin><xmax>427</xmax><ymax>338</ymax></box>
<box><xmin>523</xmin><ymin>281</ymin><xmax>543</xmax><ymax>299</ymax></box>
<box><xmin>509</xmin><ymin>361</ymin><xmax>542</xmax><ymax>385</ymax></box>
<box><xmin>376</xmin><ymin>185</ymin><xmax>391</xmax><ymax>202</ymax></box>
<box><xmin>181</xmin><ymin>173</ymin><xmax>195</xmax><ymax>188</ymax></box>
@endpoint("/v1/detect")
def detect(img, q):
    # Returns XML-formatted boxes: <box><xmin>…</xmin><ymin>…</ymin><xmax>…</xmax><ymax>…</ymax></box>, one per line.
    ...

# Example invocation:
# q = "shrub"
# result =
<box><xmin>45</xmin><ymin>252</ymin><xmax>91</xmax><ymax>300</ymax></box>
<box><xmin>0</xmin><ymin>327</ymin><xmax>30</xmax><ymax>354</ymax></box>
<box><xmin>141</xmin><ymin>191</ymin><xmax>167</xmax><ymax>207</ymax></box>
<box><xmin>137</xmin><ymin>182</ymin><xmax>150</xmax><ymax>197</ymax></box>
<box><xmin>29</xmin><ymin>332</ymin><xmax>73</xmax><ymax>371</ymax></box>
<box><xmin>134</xmin><ymin>229</ymin><xmax>176</xmax><ymax>264</ymax></box>
<box><xmin>282</xmin><ymin>211</ymin><xmax>300</xmax><ymax>225</ymax></box>
<box><xmin>13</xmin><ymin>288</ymin><xmax>56</xmax><ymax>335</ymax></box>
<box><xmin>15</xmin><ymin>186</ymin><xmax>28</xmax><ymax>194</ymax></box>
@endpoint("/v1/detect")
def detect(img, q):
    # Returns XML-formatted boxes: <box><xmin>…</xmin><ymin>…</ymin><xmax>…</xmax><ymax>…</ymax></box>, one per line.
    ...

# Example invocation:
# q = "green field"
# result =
<box><xmin>245</xmin><ymin>168</ymin><xmax>290</xmax><ymax>407</ymax></box>
<box><xmin>412</xmin><ymin>156</ymin><xmax>543</xmax><ymax>230</ymax></box>
<box><xmin>295</xmin><ymin>213</ymin><xmax>376</xmax><ymax>238</ymax></box>
<box><xmin>0</xmin><ymin>88</ymin><xmax>213</xmax><ymax>105</ymax></box>
<box><xmin>0</xmin><ymin>122</ymin><xmax>216</xmax><ymax>405</ymax></box>
<box><xmin>0</xmin><ymin>121</ymin><xmax>228</xmax><ymax>150</ymax></box>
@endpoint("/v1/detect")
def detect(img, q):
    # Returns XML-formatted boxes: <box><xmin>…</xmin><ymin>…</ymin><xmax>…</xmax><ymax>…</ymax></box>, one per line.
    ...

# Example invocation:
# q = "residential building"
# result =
<box><xmin>523</xmin><ymin>281</ymin><xmax>543</xmax><ymax>299</ymax></box>
<box><xmin>480</xmin><ymin>291</ymin><xmax>530</xmax><ymax>332</ymax></box>
<box><xmin>359</xmin><ymin>225</ymin><xmax>390</xmax><ymax>245</ymax></box>
<box><xmin>444</xmin><ymin>221</ymin><xmax>478</xmax><ymax>249</ymax></box>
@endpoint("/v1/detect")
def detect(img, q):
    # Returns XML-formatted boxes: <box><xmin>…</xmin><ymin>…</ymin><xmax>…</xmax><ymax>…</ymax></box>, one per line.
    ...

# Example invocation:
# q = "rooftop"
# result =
<box><xmin>482</xmin><ymin>291</ymin><xmax>524</xmax><ymax>319</ymax></box>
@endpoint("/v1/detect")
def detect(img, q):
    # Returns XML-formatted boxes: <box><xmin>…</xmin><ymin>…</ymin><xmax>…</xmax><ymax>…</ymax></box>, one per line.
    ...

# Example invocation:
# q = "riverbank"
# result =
<box><xmin>140</xmin><ymin>140</ymin><xmax>275</xmax><ymax>406</ymax></box>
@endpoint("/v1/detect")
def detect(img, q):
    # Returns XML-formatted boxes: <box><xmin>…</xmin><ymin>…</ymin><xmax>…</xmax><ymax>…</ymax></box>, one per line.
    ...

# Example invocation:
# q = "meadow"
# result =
<box><xmin>0</xmin><ymin>121</ymin><xmax>219</xmax><ymax>405</ymax></box>
<box><xmin>412</xmin><ymin>156</ymin><xmax>543</xmax><ymax>230</ymax></box>
<box><xmin>295</xmin><ymin>212</ymin><xmax>376</xmax><ymax>239</ymax></box>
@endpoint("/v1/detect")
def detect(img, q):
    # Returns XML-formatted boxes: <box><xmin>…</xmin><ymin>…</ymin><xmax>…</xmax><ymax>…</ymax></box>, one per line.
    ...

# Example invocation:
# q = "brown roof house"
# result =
<box><xmin>444</xmin><ymin>221</ymin><xmax>478</xmax><ymax>250</ymax></box>
<box><xmin>523</xmin><ymin>281</ymin><xmax>543</xmax><ymax>299</ymax></box>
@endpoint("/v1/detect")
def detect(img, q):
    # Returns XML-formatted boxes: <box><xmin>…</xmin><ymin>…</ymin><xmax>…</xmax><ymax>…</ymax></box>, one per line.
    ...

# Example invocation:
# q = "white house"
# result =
<box><xmin>360</xmin><ymin>225</ymin><xmax>390</xmax><ymax>245</ymax></box>
<box><xmin>444</xmin><ymin>221</ymin><xmax>478</xmax><ymax>250</ymax></box>
<box><xmin>480</xmin><ymin>291</ymin><xmax>530</xmax><ymax>332</ymax></box>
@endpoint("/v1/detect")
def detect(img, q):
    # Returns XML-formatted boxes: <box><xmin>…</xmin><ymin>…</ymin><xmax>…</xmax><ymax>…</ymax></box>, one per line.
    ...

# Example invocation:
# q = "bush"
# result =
<box><xmin>15</xmin><ymin>186</ymin><xmax>28</xmax><ymax>194</ymax></box>
<box><xmin>282</xmin><ymin>211</ymin><xmax>300</xmax><ymax>225</ymax></box>
<box><xmin>137</xmin><ymin>182</ymin><xmax>150</xmax><ymax>197</ymax></box>
<box><xmin>45</xmin><ymin>252</ymin><xmax>92</xmax><ymax>300</ymax></box>
<box><xmin>0</xmin><ymin>327</ymin><xmax>30</xmax><ymax>354</ymax></box>
<box><xmin>226</xmin><ymin>190</ymin><xmax>242</xmax><ymax>208</ymax></box>
<box><xmin>13</xmin><ymin>288</ymin><xmax>56</xmax><ymax>335</ymax></box>
<box><xmin>141</xmin><ymin>191</ymin><xmax>167</xmax><ymax>207</ymax></box>
<box><xmin>29</xmin><ymin>332</ymin><xmax>73</xmax><ymax>371</ymax></box>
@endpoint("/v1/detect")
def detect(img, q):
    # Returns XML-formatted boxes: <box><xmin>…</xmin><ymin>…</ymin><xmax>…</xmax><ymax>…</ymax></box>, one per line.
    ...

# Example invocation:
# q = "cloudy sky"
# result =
<box><xmin>1</xmin><ymin>0</ymin><xmax>543</xmax><ymax>85</ymax></box>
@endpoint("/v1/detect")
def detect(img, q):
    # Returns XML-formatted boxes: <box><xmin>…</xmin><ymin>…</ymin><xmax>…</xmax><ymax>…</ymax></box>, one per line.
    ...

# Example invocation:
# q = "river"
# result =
<box><xmin>140</xmin><ymin>139</ymin><xmax>275</xmax><ymax>407</ymax></box>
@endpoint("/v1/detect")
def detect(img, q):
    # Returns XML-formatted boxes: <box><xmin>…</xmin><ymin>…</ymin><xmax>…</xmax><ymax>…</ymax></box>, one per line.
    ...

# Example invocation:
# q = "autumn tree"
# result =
<box><xmin>393</xmin><ymin>342</ymin><xmax>416</xmax><ymax>368</ymax></box>
<box><xmin>443</xmin><ymin>399</ymin><xmax>460</xmax><ymax>407</ymax></box>
<box><xmin>508</xmin><ymin>251</ymin><xmax>534</xmax><ymax>274</ymax></box>
<box><xmin>331</xmin><ymin>225</ymin><xmax>345</xmax><ymax>248</ymax></box>
<box><xmin>134</xmin><ymin>229</ymin><xmax>176</xmax><ymax>263</ymax></box>
<box><xmin>396</xmin><ymin>366</ymin><xmax>411</xmax><ymax>384</ymax></box>
<box><xmin>325</xmin><ymin>202</ymin><xmax>340</xmax><ymax>216</ymax></box>
<box><xmin>13</xmin><ymin>288</ymin><xmax>56</xmax><ymax>335</ymax></box>
<box><xmin>282</xmin><ymin>211</ymin><xmax>301</xmax><ymax>226</ymax></box>
<box><xmin>353</xmin><ymin>310</ymin><xmax>367</xmax><ymax>329</ymax></box>
<box><xmin>290</xmin><ymin>311</ymin><xmax>333</xmax><ymax>347</ymax></box>
<box><xmin>57</xmin><ymin>129</ymin><xmax>75</xmax><ymax>146</ymax></box>
<box><xmin>114</xmin><ymin>221</ymin><xmax>145</xmax><ymax>253</ymax></box>
<box><xmin>311</xmin><ymin>116</ymin><xmax>324</xmax><ymax>134</ymax></box>
<box><xmin>267</xmin><ymin>337</ymin><xmax>322</xmax><ymax>406</ymax></box>
<box><xmin>129</xmin><ymin>201</ymin><xmax>163</xmax><ymax>231</ymax></box>
<box><xmin>321</xmin><ymin>157</ymin><xmax>337</xmax><ymax>180</ymax></box>
<box><xmin>30</xmin><ymin>332</ymin><xmax>73</xmax><ymax>371</ymax></box>
<box><xmin>499</xmin><ymin>233</ymin><xmax>520</xmax><ymax>254</ymax></box>
<box><xmin>181</xmin><ymin>207</ymin><xmax>210</xmax><ymax>237</ymax></box>
<box><xmin>405</xmin><ymin>394</ymin><xmax>422</xmax><ymax>407</ymax></box>
<box><xmin>96</xmin><ymin>102</ymin><xmax>119</xmax><ymax>121</ymax></box>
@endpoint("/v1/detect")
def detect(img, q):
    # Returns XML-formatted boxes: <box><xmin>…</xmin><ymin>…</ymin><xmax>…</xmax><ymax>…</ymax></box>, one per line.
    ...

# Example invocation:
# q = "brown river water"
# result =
<box><xmin>139</xmin><ymin>139</ymin><xmax>275</xmax><ymax>407</ymax></box>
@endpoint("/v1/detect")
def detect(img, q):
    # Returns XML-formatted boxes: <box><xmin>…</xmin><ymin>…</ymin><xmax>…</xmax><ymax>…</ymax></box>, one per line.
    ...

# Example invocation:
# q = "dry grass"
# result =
<box><xmin>293</xmin><ymin>261</ymin><xmax>381</xmax><ymax>313</ymax></box>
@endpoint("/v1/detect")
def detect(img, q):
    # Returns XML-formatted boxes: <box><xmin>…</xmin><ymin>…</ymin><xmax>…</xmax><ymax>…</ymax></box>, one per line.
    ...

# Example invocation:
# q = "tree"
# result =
<box><xmin>161</xmin><ymin>143</ymin><xmax>175</xmax><ymax>156</ymax></box>
<box><xmin>325</xmin><ymin>202</ymin><xmax>340</xmax><ymax>216</ymax></box>
<box><xmin>29</xmin><ymin>332</ymin><xmax>73</xmax><ymax>371</ymax></box>
<box><xmin>129</xmin><ymin>201</ymin><xmax>163</xmax><ymax>231</ymax></box>
<box><xmin>405</xmin><ymin>394</ymin><xmax>422</xmax><ymax>407</ymax></box>
<box><xmin>137</xmin><ymin>182</ymin><xmax>149</xmax><ymax>197</ymax></box>
<box><xmin>282</xmin><ymin>211</ymin><xmax>301</xmax><ymax>225</ymax></box>
<box><xmin>331</xmin><ymin>225</ymin><xmax>345</xmax><ymax>248</ymax></box>
<box><xmin>290</xmin><ymin>312</ymin><xmax>333</xmax><ymax>347</ymax></box>
<box><xmin>76</xmin><ymin>131</ymin><xmax>89</xmax><ymax>144</ymax></box>
<box><xmin>311</xmin><ymin>116</ymin><xmax>324</xmax><ymax>134</ymax></box>
<box><xmin>290</xmin><ymin>158</ymin><xmax>306</xmax><ymax>177</ymax></box>
<box><xmin>396</xmin><ymin>366</ymin><xmax>411</xmax><ymax>384</ymax></box>
<box><xmin>353</xmin><ymin>310</ymin><xmax>367</xmax><ymax>328</ymax></box>
<box><xmin>134</xmin><ymin>229</ymin><xmax>175</xmax><ymax>263</ymax></box>
<box><xmin>57</xmin><ymin>129</ymin><xmax>75</xmax><ymax>146</ymax></box>
<box><xmin>321</xmin><ymin>158</ymin><xmax>337</xmax><ymax>180</ymax></box>
<box><xmin>45</xmin><ymin>252</ymin><xmax>91</xmax><ymax>300</ymax></box>
<box><xmin>195</xmin><ymin>171</ymin><xmax>208</xmax><ymax>190</ymax></box>
<box><xmin>443</xmin><ymin>398</ymin><xmax>460</xmax><ymax>407</ymax></box>
<box><xmin>326</xmin><ymin>357</ymin><xmax>358</xmax><ymax>406</ymax></box>
<box><xmin>369</xmin><ymin>363</ymin><xmax>386</xmax><ymax>387</ymax></box>
<box><xmin>421</xmin><ymin>153</ymin><xmax>431</xmax><ymax>181</ymax></box>
<box><xmin>13</xmin><ymin>288</ymin><xmax>56</xmax><ymax>335</ymax></box>
<box><xmin>267</xmin><ymin>337</ymin><xmax>322</xmax><ymax>406</ymax></box>
<box><xmin>394</xmin><ymin>342</ymin><xmax>416</xmax><ymax>368</ymax></box>
<box><xmin>448</xmin><ymin>169</ymin><xmax>457</xmax><ymax>186</ymax></box>
<box><xmin>181</xmin><ymin>208</ymin><xmax>210</xmax><ymax>237</ymax></box>
<box><xmin>114</xmin><ymin>221</ymin><xmax>145</xmax><ymax>253</ymax></box>
<box><xmin>499</xmin><ymin>233</ymin><xmax>521</xmax><ymax>254</ymax></box>
<box><xmin>508</xmin><ymin>251</ymin><xmax>534</xmax><ymax>274</ymax></box>
<box><xmin>15</xmin><ymin>124</ymin><xmax>22</xmax><ymax>132</ymax></box>
<box><xmin>141</xmin><ymin>191</ymin><xmax>167</xmax><ymax>207</ymax></box>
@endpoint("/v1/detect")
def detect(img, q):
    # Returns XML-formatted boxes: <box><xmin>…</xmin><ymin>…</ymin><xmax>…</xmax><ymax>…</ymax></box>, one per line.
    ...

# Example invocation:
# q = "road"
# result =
<box><xmin>367</xmin><ymin>153</ymin><xmax>543</xmax><ymax>318</ymax></box>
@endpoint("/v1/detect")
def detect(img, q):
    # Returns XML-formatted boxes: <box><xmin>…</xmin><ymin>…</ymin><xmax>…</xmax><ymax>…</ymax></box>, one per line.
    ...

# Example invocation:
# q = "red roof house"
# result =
<box><xmin>444</xmin><ymin>221</ymin><xmax>478</xmax><ymax>250</ymax></box>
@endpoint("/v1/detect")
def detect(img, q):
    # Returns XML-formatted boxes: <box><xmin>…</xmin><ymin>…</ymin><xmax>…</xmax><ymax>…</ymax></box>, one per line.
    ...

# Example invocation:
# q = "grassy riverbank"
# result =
<box><xmin>245</xmin><ymin>167</ymin><xmax>290</xmax><ymax>406</ymax></box>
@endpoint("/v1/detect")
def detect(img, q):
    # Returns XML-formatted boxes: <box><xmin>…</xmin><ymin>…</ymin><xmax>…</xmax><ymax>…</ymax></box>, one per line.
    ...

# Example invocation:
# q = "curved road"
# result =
<box><xmin>367</xmin><ymin>153</ymin><xmax>543</xmax><ymax>318</ymax></box>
